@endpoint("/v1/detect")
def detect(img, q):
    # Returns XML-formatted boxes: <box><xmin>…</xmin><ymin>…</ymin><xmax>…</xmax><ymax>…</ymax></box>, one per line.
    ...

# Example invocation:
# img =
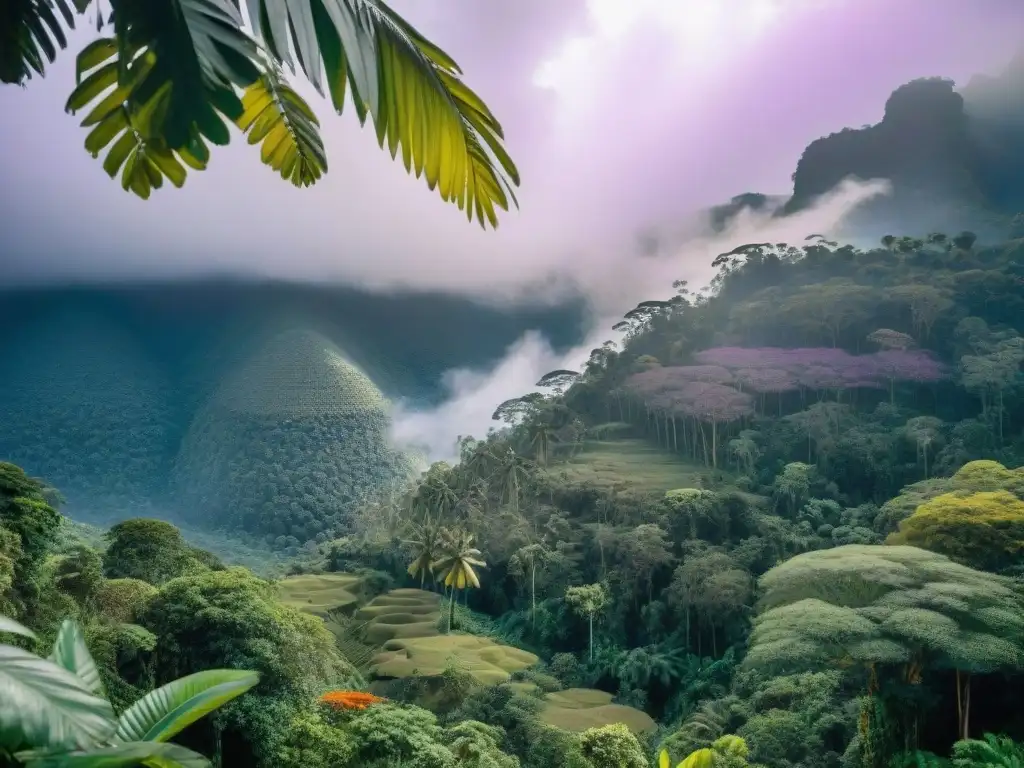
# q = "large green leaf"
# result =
<box><xmin>114</xmin><ymin>669</ymin><xmax>260</xmax><ymax>744</ymax></box>
<box><xmin>0</xmin><ymin>614</ymin><xmax>37</xmax><ymax>640</ymax></box>
<box><xmin>49</xmin><ymin>619</ymin><xmax>104</xmax><ymax>696</ymax></box>
<box><xmin>15</xmin><ymin>741</ymin><xmax>210</xmax><ymax>767</ymax></box>
<box><xmin>0</xmin><ymin>0</ymin><xmax>82</xmax><ymax>84</ymax></box>
<box><xmin>0</xmin><ymin>643</ymin><xmax>115</xmax><ymax>752</ymax></box>
<box><xmin>237</xmin><ymin>65</ymin><xmax>326</xmax><ymax>186</ymax></box>
<box><xmin>65</xmin><ymin>38</ymin><xmax>211</xmax><ymax>199</ymax></box>
<box><xmin>245</xmin><ymin>0</ymin><xmax>519</xmax><ymax>228</ymax></box>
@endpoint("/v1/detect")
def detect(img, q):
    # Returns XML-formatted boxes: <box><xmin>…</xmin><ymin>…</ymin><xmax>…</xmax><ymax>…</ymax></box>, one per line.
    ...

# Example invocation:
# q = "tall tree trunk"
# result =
<box><xmin>448</xmin><ymin>586</ymin><xmax>456</xmax><ymax>633</ymax></box>
<box><xmin>711</xmin><ymin>419</ymin><xmax>718</xmax><ymax>469</ymax></box>
<box><xmin>531</xmin><ymin>563</ymin><xmax>536</xmax><ymax>634</ymax></box>
<box><xmin>956</xmin><ymin>671</ymin><xmax>972</xmax><ymax>741</ymax></box>
<box><xmin>588</xmin><ymin>613</ymin><xmax>594</xmax><ymax>661</ymax></box>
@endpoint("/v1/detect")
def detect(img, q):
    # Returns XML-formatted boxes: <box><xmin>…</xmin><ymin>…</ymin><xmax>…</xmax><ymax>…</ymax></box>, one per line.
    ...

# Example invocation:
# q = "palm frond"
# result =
<box><xmin>246</xmin><ymin>0</ymin><xmax>519</xmax><ymax>228</ymax></box>
<box><xmin>0</xmin><ymin>0</ymin><xmax>86</xmax><ymax>85</ymax></box>
<box><xmin>112</xmin><ymin>0</ymin><xmax>260</xmax><ymax>147</ymax></box>
<box><xmin>65</xmin><ymin>39</ymin><xmax>209</xmax><ymax>199</ymax></box>
<box><xmin>237</xmin><ymin>64</ymin><xmax>326</xmax><ymax>186</ymax></box>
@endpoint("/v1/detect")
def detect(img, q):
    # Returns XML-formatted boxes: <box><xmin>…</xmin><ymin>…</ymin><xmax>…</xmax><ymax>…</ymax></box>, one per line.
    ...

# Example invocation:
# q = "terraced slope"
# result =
<box><xmin>276</xmin><ymin>573</ymin><xmax>364</xmax><ymax>619</ymax></box>
<box><xmin>355</xmin><ymin>588</ymin><xmax>443</xmax><ymax>644</ymax></box>
<box><xmin>372</xmin><ymin>635</ymin><xmax>539</xmax><ymax>685</ymax></box>
<box><xmin>539</xmin><ymin>688</ymin><xmax>657</xmax><ymax>734</ymax></box>
<box><xmin>350</xmin><ymin>588</ymin><xmax>539</xmax><ymax>685</ymax></box>
<box><xmin>173</xmin><ymin>329</ymin><xmax>416</xmax><ymax>549</ymax></box>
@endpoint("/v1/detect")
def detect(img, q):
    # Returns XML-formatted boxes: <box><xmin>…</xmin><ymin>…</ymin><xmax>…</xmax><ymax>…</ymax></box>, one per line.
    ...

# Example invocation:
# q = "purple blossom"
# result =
<box><xmin>733</xmin><ymin>367</ymin><xmax>799</xmax><ymax>394</ymax></box>
<box><xmin>866</xmin><ymin>349</ymin><xmax>946</xmax><ymax>383</ymax></box>
<box><xmin>693</xmin><ymin>346</ymin><xmax>945</xmax><ymax>390</ymax></box>
<box><xmin>675</xmin><ymin>381</ymin><xmax>754</xmax><ymax>422</ymax></box>
<box><xmin>664</xmin><ymin>365</ymin><xmax>734</xmax><ymax>384</ymax></box>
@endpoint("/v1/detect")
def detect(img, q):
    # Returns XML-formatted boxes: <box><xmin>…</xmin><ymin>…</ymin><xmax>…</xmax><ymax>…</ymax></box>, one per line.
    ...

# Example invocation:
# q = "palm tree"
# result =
<box><xmin>489</xmin><ymin>448</ymin><xmax>533</xmax><ymax>514</ymax></box>
<box><xmin>405</xmin><ymin>518</ymin><xmax>441</xmax><ymax>590</ymax></box>
<box><xmin>413</xmin><ymin>463</ymin><xmax>459</xmax><ymax>522</ymax></box>
<box><xmin>3</xmin><ymin>0</ymin><xmax>519</xmax><ymax>227</ymax></box>
<box><xmin>431</xmin><ymin>528</ymin><xmax>486</xmax><ymax>633</ymax></box>
<box><xmin>528</xmin><ymin>421</ymin><xmax>559</xmax><ymax>466</ymax></box>
<box><xmin>1</xmin><ymin>615</ymin><xmax>258</xmax><ymax>764</ymax></box>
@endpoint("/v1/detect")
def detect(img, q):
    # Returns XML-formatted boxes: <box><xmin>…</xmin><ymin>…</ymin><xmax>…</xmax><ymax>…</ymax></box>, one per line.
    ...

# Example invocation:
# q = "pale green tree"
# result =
<box><xmin>565</xmin><ymin>583</ymin><xmax>609</xmax><ymax>661</ymax></box>
<box><xmin>747</xmin><ymin>545</ymin><xmax>1024</xmax><ymax>741</ymax></box>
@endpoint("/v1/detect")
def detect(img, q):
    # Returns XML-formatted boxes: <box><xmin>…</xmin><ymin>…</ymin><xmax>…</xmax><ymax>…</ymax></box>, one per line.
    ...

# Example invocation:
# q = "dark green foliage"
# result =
<box><xmin>139</xmin><ymin>567</ymin><xmax>359</xmax><ymax>766</ymax></box>
<box><xmin>172</xmin><ymin>329</ymin><xmax>416</xmax><ymax>550</ymax></box>
<box><xmin>0</xmin><ymin>461</ymin><xmax>62</xmax><ymax>612</ymax></box>
<box><xmin>53</xmin><ymin>544</ymin><xmax>104</xmax><ymax>606</ymax></box>
<box><xmin>101</xmin><ymin>518</ymin><xmax>205</xmax><ymax>585</ymax></box>
<box><xmin>0</xmin><ymin>316</ymin><xmax>174</xmax><ymax>516</ymax></box>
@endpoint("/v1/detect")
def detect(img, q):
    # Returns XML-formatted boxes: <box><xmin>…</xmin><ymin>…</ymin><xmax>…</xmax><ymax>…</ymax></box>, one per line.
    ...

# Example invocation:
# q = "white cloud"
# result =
<box><xmin>390</xmin><ymin>176</ymin><xmax>889</xmax><ymax>462</ymax></box>
<box><xmin>533</xmin><ymin>0</ymin><xmax>840</xmax><ymax>129</ymax></box>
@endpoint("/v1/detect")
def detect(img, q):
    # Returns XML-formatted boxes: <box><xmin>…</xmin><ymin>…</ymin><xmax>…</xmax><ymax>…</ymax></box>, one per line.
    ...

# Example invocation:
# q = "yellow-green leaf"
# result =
<box><xmin>114</xmin><ymin>669</ymin><xmax>259</xmax><ymax>744</ymax></box>
<box><xmin>237</xmin><ymin>68</ymin><xmax>326</xmax><ymax>187</ymax></box>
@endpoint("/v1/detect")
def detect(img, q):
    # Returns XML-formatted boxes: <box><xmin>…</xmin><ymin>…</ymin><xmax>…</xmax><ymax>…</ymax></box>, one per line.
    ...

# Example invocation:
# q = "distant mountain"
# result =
<box><xmin>0</xmin><ymin>280</ymin><xmax>585</xmax><ymax>547</ymax></box>
<box><xmin>712</xmin><ymin>57</ymin><xmax>1024</xmax><ymax>240</ymax></box>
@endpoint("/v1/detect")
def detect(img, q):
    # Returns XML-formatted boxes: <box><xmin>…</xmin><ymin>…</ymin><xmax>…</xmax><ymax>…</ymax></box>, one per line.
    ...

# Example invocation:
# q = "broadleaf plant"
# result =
<box><xmin>0</xmin><ymin>613</ymin><xmax>259</xmax><ymax>765</ymax></box>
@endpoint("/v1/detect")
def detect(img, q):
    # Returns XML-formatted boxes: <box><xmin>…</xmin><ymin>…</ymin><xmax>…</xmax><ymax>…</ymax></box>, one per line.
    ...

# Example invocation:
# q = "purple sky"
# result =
<box><xmin>1</xmin><ymin>0</ymin><xmax>1022</xmax><ymax>301</ymax></box>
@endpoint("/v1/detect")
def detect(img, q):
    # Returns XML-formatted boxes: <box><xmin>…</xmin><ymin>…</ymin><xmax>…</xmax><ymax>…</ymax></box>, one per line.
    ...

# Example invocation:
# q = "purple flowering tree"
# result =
<box><xmin>674</xmin><ymin>382</ymin><xmax>754</xmax><ymax>467</ymax></box>
<box><xmin>865</xmin><ymin>349</ymin><xmax>946</xmax><ymax>404</ymax></box>
<box><xmin>625</xmin><ymin>368</ymin><xmax>753</xmax><ymax>466</ymax></box>
<box><xmin>694</xmin><ymin>345</ymin><xmax>944</xmax><ymax>406</ymax></box>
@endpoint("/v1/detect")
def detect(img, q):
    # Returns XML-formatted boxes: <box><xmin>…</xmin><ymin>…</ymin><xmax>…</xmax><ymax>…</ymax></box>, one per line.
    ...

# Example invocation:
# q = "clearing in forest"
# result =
<box><xmin>545</xmin><ymin>439</ymin><xmax>716</xmax><ymax>493</ymax></box>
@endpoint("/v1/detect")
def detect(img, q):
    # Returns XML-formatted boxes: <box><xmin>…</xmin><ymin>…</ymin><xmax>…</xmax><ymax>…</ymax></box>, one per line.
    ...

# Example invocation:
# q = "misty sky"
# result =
<box><xmin>1</xmin><ymin>0</ymin><xmax>1022</xmax><ymax>301</ymax></box>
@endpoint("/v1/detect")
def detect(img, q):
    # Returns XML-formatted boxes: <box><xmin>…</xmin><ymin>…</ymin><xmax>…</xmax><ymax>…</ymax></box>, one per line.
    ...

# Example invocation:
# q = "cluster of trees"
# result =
<box><xmin>0</xmin><ymin>322</ymin><xmax>175</xmax><ymax>518</ymax></box>
<box><xmin>3</xmin><ymin>229</ymin><xmax>1024</xmax><ymax>767</ymax></box>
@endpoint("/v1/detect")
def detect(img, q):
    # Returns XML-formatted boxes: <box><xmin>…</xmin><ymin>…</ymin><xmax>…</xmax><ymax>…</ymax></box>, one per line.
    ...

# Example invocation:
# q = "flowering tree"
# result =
<box><xmin>624</xmin><ymin>369</ymin><xmax>753</xmax><ymax>466</ymax></box>
<box><xmin>674</xmin><ymin>382</ymin><xmax>754</xmax><ymax>468</ymax></box>
<box><xmin>694</xmin><ymin>346</ymin><xmax>944</xmax><ymax>406</ymax></box>
<box><xmin>867</xmin><ymin>349</ymin><xmax>946</xmax><ymax>405</ymax></box>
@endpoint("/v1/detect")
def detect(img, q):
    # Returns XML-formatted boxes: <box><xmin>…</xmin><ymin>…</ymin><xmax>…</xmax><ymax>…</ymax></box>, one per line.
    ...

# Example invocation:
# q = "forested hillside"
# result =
<box><xmin>0</xmin><ymin>282</ymin><xmax>583</xmax><ymax>542</ymax></box>
<box><xmin>3</xmin><ymin>228</ymin><xmax>1022</xmax><ymax>768</ymax></box>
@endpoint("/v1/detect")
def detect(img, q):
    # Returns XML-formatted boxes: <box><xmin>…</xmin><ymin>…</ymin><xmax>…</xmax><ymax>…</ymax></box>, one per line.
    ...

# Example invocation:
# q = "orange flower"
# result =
<box><xmin>319</xmin><ymin>690</ymin><xmax>386</xmax><ymax>710</ymax></box>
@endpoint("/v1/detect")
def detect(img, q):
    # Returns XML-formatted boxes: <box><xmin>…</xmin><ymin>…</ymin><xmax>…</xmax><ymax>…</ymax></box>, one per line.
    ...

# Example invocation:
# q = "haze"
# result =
<box><xmin>1</xmin><ymin>0</ymin><xmax>1021</xmax><ymax>305</ymax></box>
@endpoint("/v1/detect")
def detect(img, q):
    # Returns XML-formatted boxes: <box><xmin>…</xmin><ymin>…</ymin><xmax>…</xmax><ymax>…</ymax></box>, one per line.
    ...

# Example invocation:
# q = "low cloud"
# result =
<box><xmin>390</xmin><ymin>177</ymin><xmax>890</xmax><ymax>461</ymax></box>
